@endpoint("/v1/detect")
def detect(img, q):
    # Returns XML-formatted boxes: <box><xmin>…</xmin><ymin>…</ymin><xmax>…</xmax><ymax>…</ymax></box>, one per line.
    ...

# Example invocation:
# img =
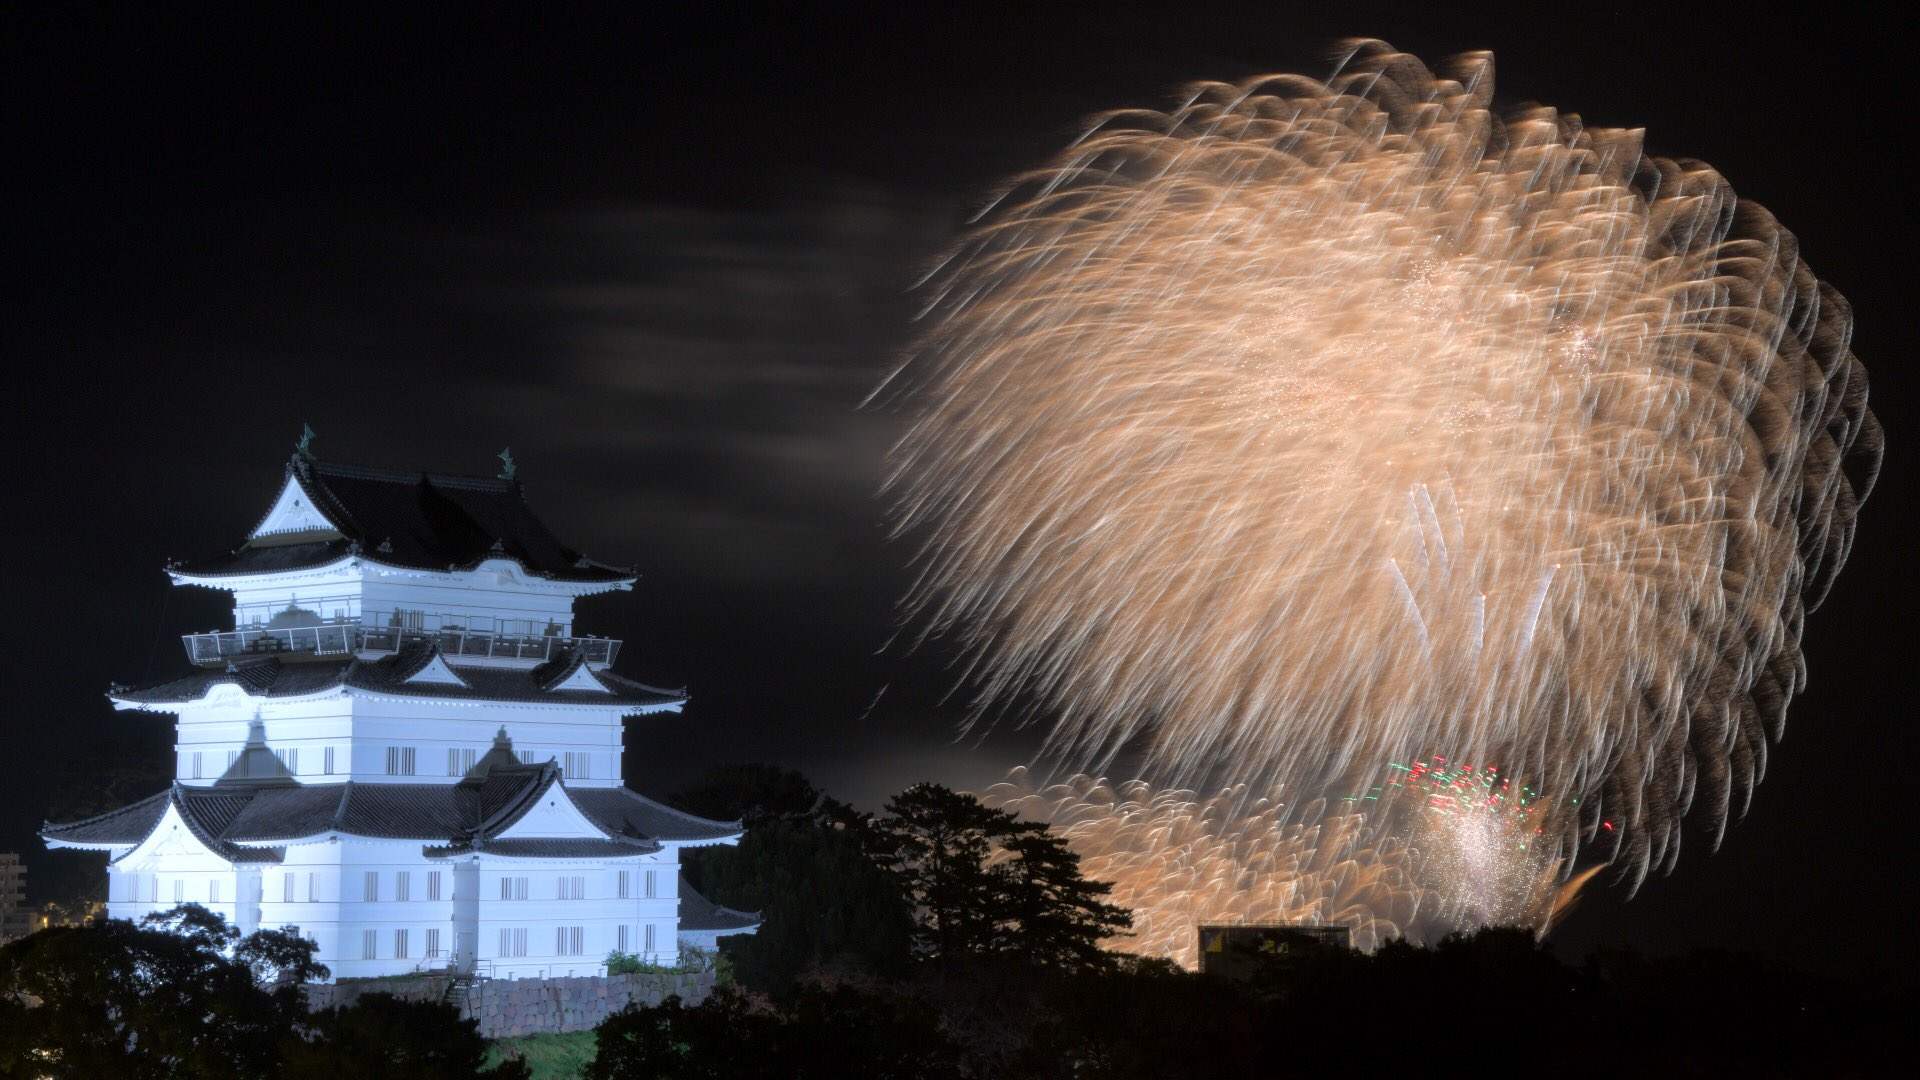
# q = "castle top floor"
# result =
<box><xmin>169</xmin><ymin>447</ymin><xmax>637</xmax><ymax>670</ymax></box>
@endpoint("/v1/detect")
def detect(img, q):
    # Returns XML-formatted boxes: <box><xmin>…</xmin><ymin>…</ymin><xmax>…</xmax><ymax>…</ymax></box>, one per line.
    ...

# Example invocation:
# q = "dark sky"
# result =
<box><xmin>6</xmin><ymin>3</ymin><xmax>1913</xmax><ymax>974</ymax></box>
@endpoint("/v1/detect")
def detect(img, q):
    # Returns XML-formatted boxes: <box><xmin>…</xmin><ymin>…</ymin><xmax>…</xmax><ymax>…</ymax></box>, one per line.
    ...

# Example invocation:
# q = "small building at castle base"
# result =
<box><xmin>42</xmin><ymin>449</ymin><xmax>758</xmax><ymax>980</ymax></box>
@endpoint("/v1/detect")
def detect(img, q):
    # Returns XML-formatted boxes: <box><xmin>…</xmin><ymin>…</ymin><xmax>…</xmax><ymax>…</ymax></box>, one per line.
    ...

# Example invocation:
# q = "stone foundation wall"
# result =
<box><xmin>304</xmin><ymin>971</ymin><xmax>718</xmax><ymax>1038</ymax></box>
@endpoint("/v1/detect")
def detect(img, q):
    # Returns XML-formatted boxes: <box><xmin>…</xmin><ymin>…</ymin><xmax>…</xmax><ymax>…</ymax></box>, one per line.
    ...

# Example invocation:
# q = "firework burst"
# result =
<box><xmin>886</xmin><ymin>41</ymin><xmax>1879</xmax><ymax>896</ymax></box>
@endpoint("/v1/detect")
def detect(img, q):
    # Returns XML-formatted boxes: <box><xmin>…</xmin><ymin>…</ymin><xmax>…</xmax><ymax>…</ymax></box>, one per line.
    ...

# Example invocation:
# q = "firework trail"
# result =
<box><xmin>984</xmin><ymin>768</ymin><xmax>1598</xmax><ymax>963</ymax></box>
<box><xmin>887</xmin><ymin>38</ymin><xmax>1879</xmax><ymax>930</ymax></box>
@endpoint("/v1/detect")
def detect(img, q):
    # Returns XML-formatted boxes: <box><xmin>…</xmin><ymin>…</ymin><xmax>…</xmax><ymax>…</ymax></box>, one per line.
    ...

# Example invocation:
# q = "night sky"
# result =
<box><xmin>8</xmin><ymin>3</ymin><xmax>1913</xmax><ymax>974</ymax></box>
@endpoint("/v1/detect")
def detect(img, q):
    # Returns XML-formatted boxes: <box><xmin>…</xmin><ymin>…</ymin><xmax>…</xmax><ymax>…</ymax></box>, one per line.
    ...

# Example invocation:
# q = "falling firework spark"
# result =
<box><xmin>982</xmin><ymin>769</ymin><xmax>1596</xmax><ymax>966</ymax></box>
<box><xmin>983</xmin><ymin>770</ymin><xmax>1423</xmax><ymax>966</ymax></box>
<box><xmin>886</xmin><ymin>41</ymin><xmax>1880</xmax><ymax>895</ymax></box>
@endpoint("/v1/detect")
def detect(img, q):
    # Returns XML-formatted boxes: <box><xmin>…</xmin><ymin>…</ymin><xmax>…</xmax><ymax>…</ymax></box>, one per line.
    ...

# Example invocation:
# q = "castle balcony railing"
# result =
<box><xmin>182</xmin><ymin>615</ymin><xmax>620</xmax><ymax>668</ymax></box>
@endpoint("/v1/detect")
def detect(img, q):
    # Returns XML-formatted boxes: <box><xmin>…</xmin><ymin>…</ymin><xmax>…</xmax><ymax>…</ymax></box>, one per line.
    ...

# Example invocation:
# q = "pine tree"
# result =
<box><xmin>868</xmin><ymin>783</ymin><xmax>1131</xmax><ymax>972</ymax></box>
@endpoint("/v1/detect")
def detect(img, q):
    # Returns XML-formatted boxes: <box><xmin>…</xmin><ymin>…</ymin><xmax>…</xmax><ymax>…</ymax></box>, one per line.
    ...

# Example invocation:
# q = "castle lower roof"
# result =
<box><xmin>424</xmin><ymin>837</ymin><xmax>663</xmax><ymax>859</ymax></box>
<box><xmin>41</xmin><ymin>770</ymin><xmax>739</xmax><ymax>854</ymax></box>
<box><xmin>111</xmin><ymin>645</ymin><xmax>685</xmax><ymax>711</ymax></box>
<box><xmin>174</xmin><ymin>457</ymin><xmax>634</xmax><ymax>584</ymax></box>
<box><xmin>677</xmin><ymin>873</ymin><xmax>761</xmax><ymax>933</ymax></box>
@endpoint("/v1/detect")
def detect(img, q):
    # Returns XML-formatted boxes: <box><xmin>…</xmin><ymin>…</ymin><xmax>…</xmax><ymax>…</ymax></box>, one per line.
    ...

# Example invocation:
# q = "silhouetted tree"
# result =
<box><xmin>283</xmin><ymin>993</ymin><xmax>528</xmax><ymax>1079</ymax></box>
<box><xmin>868</xmin><ymin>783</ymin><xmax>1130</xmax><ymax>972</ymax></box>
<box><xmin>668</xmin><ymin>763</ymin><xmax>823</xmax><ymax>825</ymax></box>
<box><xmin>1013</xmin><ymin>957</ymin><xmax>1259</xmax><ymax>1080</ymax></box>
<box><xmin>0</xmin><ymin>905</ymin><xmax>321</xmax><ymax>1078</ymax></box>
<box><xmin>0</xmin><ymin>906</ymin><xmax>526</xmax><ymax>1079</ymax></box>
<box><xmin>702</xmin><ymin>815</ymin><xmax>914</xmax><ymax>993</ymax></box>
<box><xmin>994</xmin><ymin>828</ymin><xmax>1132</xmax><ymax>970</ymax></box>
<box><xmin>589</xmin><ymin>984</ymin><xmax>960</xmax><ymax>1080</ymax></box>
<box><xmin>668</xmin><ymin>768</ymin><xmax>913</xmax><ymax>993</ymax></box>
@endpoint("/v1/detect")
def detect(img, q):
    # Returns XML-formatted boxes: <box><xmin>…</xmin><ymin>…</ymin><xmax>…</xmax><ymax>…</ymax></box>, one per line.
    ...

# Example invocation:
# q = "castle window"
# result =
<box><xmin>426</xmin><ymin>928</ymin><xmax>442</xmax><ymax>958</ymax></box>
<box><xmin>365</xmin><ymin>871</ymin><xmax>379</xmax><ymax>902</ymax></box>
<box><xmin>556</xmin><ymin>926</ymin><xmax>584</xmax><ymax>955</ymax></box>
<box><xmin>558</xmin><ymin>876</ymin><xmax>585</xmax><ymax>900</ymax></box>
<box><xmin>499</xmin><ymin>876</ymin><xmax>528</xmax><ymax>901</ymax></box>
<box><xmin>172</xmin><ymin>880</ymin><xmax>183</xmax><ymax>904</ymax></box>
<box><xmin>191</xmin><ymin>752</ymin><xmax>202</xmax><ymax>779</ymax></box>
<box><xmin>564</xmin><ymin>752</ymin><xmax>590</xmax><ymax>778</ymax></box>
<box><xmin>362</xmin><ymin>930</ymin><xmax>377</xmax><ymax>960</ymax></box>
<box><xmin>324</xmin><ymin>746</ymin><xmax>335</xmax><ymax>775</ymax></box>
<box><xmin>209</xmin><ymin>880</ymin><xmax>220</xmax><ymax>904</ymax></box>
<box><xmin>394</xmin><ymin>929</ymin><xmax>409</xmax><ymax>959</ymax></box>
<box><xmin>617</xmin><ymin>924</ymin><xmax>630</xmax><ymax>952</ymax></box>
<box><xmin>385</xmin><ymin>746</ymin><xmax>416</xmax><ymax>776</ymax></box>
<box><xmin>283</xmin><ymin>873</ymin><xmax>295</xmax><ymax>903</ymax></box>
<box><xmin>448</xmin><ymin>747</ymin><xmax>476</xmax><ymax>775</ymax></box>
<box><xmin>645</xmin><ymin>870</ymin><xmax>658</xmax><ymax>899</ymax></box>
<box><xmin>396</xmin><ymin>871</ymin><xmax>410</xmax><ymax>901</ymax></box>
<box><xmin>617</xmin><ymin>870</ymin><xmax>630</xmax><ymax>899</ymax></box>
<box><xmin>644</xmin><ymin>924</ymin><xmax>656</xmax><ymax>954</ymax></box>
<box><xmin>427</xmin><ymin>871</ymin><xmax>442</xmax><ymax>901</ymax></box>
<box><xmin>499</xmin><ymin>927</ymin><xmax>528</xmax><ymax>957</ymax></box>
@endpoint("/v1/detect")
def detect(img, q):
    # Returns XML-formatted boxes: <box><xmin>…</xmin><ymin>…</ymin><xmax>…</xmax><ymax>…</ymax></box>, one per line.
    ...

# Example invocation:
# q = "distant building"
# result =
<box><xmin>0</xmin><ymin>855</ymin><xmax>28</xmax><ymax>942</ymax></box>
<box><xmin>1197</xmin><ymin>923</ymin><xmax>1352</xmax><ymax>980</ymax></box>
<box><xmin>41</xmin><ymin>448</ymin><xmax>757</xmax><ymax>979</ymax></box>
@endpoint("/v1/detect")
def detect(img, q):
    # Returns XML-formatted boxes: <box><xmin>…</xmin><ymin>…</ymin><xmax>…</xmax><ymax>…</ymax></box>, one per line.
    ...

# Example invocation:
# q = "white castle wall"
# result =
<box><xmin>105</xmin><ymin>832</ymin><xmax>686</xmax><ymax>980</ymax></box>
<box><xmin>166</xmin><ymin>693</ymin><xmax>633</xmax><ymax>788</ymax></box>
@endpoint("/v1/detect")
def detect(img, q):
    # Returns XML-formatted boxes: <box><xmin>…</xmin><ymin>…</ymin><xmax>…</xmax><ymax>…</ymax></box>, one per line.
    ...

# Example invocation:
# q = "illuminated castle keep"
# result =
<box><xmin>42</xmin><ymin>444</ymin><xmax>757</xmax><ymax>979</ymax></box>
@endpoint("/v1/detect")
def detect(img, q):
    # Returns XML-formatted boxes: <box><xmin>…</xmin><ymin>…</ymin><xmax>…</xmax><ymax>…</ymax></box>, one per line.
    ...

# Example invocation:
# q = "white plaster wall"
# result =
<box><xmin>474</xmin><ymin>852</ymin><xmax>680</xmax><ymax>979</ymax></box>
<box><xmin>165</xmin><ymin>693</ymin><xmax>633</xmax><ymax>787</ymax></box>
<box><xmin>317</xmin><ymin>839</ymin><xmax>463</xmax><ymax>980</ymax></box>
<box><xmin>209</xmin><ymin>561</ymin><xmax>621</xmax><ymax>644</ymax></box>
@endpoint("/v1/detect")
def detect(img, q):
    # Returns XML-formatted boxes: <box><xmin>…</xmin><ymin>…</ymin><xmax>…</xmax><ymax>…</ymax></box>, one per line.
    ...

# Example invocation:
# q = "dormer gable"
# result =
<box><xmin>112</xmin><ymin>800</ymin><xmax>224</xmax><ymax>867</ymax></box>
<box><xmin>494</xmin><ymin>774</ymin><xmax>611</xmax><ymax>840</ymax></box>
<box><xmin>247</xmin><ymin>472</ymin><xmax>344</xmax><ymax>544</ymax></box>
<box><xmin>400</xmin><ymin>650</ymin><xmax>469</xmax><ymax>688</ymax></box>
<box><xmin>545</xmin><ymin>662</ymin><xmax>611</xmax><ymax>695</ymax></box>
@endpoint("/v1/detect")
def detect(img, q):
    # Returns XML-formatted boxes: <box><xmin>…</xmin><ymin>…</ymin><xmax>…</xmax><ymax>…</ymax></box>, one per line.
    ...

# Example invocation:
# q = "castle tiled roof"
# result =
<box><xmin>173</xmin><ymin>457</ymin><xmax>634</xmax><ymax>583</ymax></box>
<box><xmin>677</xmin><ymin>874</ymin><xmax>761</xmax><ymax>933</ymax></box>
<box><xmin>570</xmin><ymin>787</ymin><xmax>745</xmax><ymax>846</ymax></box>
<box><xmin>111</xmin><ymin>645</ymin><xmax>685</xmax><ymax>711</ymax></box>
<box><xmin>42</xmin><ymin>767</ymin><xmax>740</xmax><ymax>854</ymax></box>
<box><xmin>40</xmin><ymin>788</ymin><xmax>287</xmax><ymax>865</ymax></box>
<box><xmin>425</xmin><ymin>837</ymin><xmax>662</xmax><ymax>859</ymax></box>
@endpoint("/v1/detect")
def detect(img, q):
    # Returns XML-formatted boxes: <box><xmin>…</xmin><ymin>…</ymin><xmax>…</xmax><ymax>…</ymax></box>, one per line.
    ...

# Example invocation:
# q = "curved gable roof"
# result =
<box><xmin>174</xmin><ymin>457</ymin><xmax>634</xmax><ymax>584</ymax></box>
<box><xmin>112</xmin><ymin>647</ymin><xmax>686</xmax><ymax>712</ymax></box>
<box><xmin>39</xmin><ymin>768</ymin><xmax>721</xmax><ymax>853</ymax></box>
<box><xmin>570</xmin><ymin>787</ymin><xmax>743</xmax><ymax>845</ymax></box>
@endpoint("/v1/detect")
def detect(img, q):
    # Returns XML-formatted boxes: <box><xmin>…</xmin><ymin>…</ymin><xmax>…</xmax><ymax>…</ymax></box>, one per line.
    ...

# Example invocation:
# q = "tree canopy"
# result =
<box><xmin>866</xmin><ymin>783</ymin><xmax>1132</xmax><ymax>971</ymax></box>
<box><xmin>0</xmin><ymin>906</ymin><xmax>526</xmax><ymax>1079</ymax></box>
<box><xmin>667</xmin><ymin>763</ymin><xmax>823</xmax><ymax>825</ymax></box>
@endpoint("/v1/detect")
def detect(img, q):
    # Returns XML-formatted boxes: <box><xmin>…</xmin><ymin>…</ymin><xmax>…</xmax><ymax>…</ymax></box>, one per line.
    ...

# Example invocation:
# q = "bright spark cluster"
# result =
<box><xmin>982</xmin><ymin>768</ymin><xmax>1594</xmax><ymax>966</ymax></box>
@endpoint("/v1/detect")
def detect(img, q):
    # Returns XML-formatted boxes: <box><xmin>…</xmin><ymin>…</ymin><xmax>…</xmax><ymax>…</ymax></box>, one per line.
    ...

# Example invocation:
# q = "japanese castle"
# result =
<box><xmin>42</xmin><ymin>444</ymin><xmax>757</xmax><ymax>979</ymax></box>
